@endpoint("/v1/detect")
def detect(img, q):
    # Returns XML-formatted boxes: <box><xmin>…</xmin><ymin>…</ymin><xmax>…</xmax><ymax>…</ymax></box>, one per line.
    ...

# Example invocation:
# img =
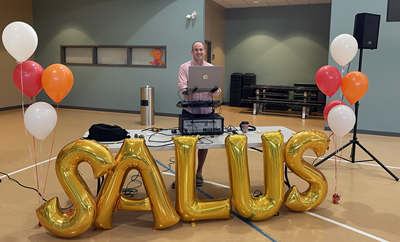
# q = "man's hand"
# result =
<box><xmin>212</xmin><ymin>88</ymin><xmax>221</xmax><ymax>97</ymax></box>
<box><xmin>210</xmin><ymin>87</ymin><xmax>219</xmax><ymax>93</ymax></box>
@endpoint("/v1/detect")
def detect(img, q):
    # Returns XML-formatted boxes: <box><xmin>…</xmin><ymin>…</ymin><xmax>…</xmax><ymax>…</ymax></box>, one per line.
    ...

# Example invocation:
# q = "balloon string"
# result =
<box><xmin>42</xmin><ymin>125</ymin><xmax>57</xmax><ymax>199</ymax></box>
<box><xmin>42</xmin><ymin>104</ymin><xmax>59</xmax><ymax>199</ymax></box>
<box><xmin>334</xmin><ymin>133</ymin><xmax>337</xmax><ymax>193</ymax></box>
<box><xmin>21</xmin><ymin>62</ymin><xmax>38</xmax><ymax>203</ymax></box>
<box><xmin>20</xmin><ymin>62</ymin><xmax>30</xmax><ymax>137</ymax></box>
<box><xmin>27</xmin><ymin>144</ymin><xmax>37</xmax><ymax>199</ymax></box>
<box><xmin>33</xmin><ymin>136</ymin><xmax>41</xmax><ymax>205</ymax></box>
<box><xmin>340</xmin><ymin>65</ymin><xmax>347</xmax><ymax>101</ymax></box>
<box><xmin>20</xmin><ymin>62</ymin><xmax>26</xmax><ymax>117</ymax></box>
<box><xmin>338</xmin><ymin>137</ymin><xmax>344</xmax><ymax>185</ymax></box>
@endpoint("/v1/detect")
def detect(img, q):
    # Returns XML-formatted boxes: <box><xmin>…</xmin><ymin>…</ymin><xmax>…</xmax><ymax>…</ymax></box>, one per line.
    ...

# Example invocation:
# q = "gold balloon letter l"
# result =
<box><xmin>174</xmin><ymin>136</ymin><xmax>231</xmax><ymax>221</ymax></box>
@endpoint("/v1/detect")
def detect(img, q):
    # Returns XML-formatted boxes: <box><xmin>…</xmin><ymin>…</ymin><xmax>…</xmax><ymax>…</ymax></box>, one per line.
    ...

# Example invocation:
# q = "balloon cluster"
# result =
<box><xmin>2</xmin><ymin>21</ymin><xmax>74</xmax><ymax>140</ymax></box>
<box><xmin>315</xmin><ymin>34</ymin><xmax>369</xmax><ymax>137</ymax></box>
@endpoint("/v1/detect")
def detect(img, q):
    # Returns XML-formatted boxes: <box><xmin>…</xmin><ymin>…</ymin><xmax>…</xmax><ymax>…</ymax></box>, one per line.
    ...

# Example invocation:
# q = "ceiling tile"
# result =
<box><xmin>245</xmin><ymin>0</ymin><xmax>270</xmax><ymax>7</ymax></box>
<box><xmin>309</xmin><ymin>0</ymin><xmax>331</xmax><ymax>3</ymax></box>
<box><xmin>244</xmin><ymin>0</ymin><xmax>268</xmax><ymax>3</ymax></box>
<box><xmin>266</xmin><ymin>0</ymin><xmax>289</xmax><ymax>6</ymax></box>
<box><xmin>212</xmin><ymin>0</ymin><xmax>330</xmax><ymax>8</ymax></box>
<box><xmin>266</xmin><ymin>0</ymin><xmax>289</xmax><ymax>3</ymax></box>
<box><xmin>288</xmin><ymin>0</ymin><xmax>310</xmax><ymax>5</ymax></box>
<box><xmin>229</xmin><ymin>4</ymin><xmax>252</xmax><ymax>8</ymax></box>
<box><xmin>224</xmin><ymin>0</ymin><xmax>247</xmax><ymax>3</ymax></box>
<box><xmin>249</xmin><ymin>3</ymin><xmax>271</xmax><ymax>7</ymax></box>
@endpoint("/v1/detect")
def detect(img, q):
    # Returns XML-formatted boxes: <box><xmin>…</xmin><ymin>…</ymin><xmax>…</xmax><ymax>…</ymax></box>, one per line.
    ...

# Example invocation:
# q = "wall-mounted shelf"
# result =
<box><xmin>60</xmin><ymin>45</ymin><xmax>167</xmax><ymax>68</ymax></box>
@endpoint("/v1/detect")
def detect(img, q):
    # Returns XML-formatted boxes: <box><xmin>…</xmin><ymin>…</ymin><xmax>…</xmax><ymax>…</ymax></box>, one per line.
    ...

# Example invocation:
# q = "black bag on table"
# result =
<box><xmin>86</xmin><ymin>123</ymin><xmax>130</xmax><ymax>141</ymax></box>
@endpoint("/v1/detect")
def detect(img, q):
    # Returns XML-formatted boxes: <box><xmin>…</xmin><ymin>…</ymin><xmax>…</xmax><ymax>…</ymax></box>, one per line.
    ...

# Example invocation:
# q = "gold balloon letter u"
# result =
<box><xmin>225</xmin><ymin>132</ymin><xmax>285</xmax><ymax>220</ymax></box>
<box><xmin>283</xmin><ymin>130</ymin><xmax>330</xmax><ymax>211</ymax></box>
<box><xmin>36</xmin><ymin>140</ymin><xmax>117</xmax><ymax>238</ymax></box>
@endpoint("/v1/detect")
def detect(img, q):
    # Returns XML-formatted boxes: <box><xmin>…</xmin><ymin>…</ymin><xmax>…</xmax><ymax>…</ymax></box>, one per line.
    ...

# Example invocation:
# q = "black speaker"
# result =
<box><xmin>230</xmin><ymin>73</ymin><xmax>242</xmax><ymax>90</ymax></box>
<box><xmin>353</xmin><ymin>13</ymin><xmax>380</xmax><ymax>49</ymax></box>
<box><xmin>230</xmin><ymin>73</ymin><xmax>242</xmax><ymax>107</ymax></box>
<box><xmin>240</xmin><ymin>73</ymin><xmax>256</xmax><ymax>108</ymax></box>
<box><xmin>242</xmin><ymin>73</ymin><xmax>256</xmax><ymax>86</ymax></box>
<box><xmin>229</xmin><ymin>93</ymin><xmax>241</xmax><ymax>107</ymax></box>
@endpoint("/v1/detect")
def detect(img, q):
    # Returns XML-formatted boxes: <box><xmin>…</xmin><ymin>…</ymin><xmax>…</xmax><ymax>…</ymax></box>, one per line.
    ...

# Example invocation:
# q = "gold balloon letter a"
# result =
<box><xmin>284</xmin><ymin>130</ymin><xmax>330</xmax><ymax>211</ymax></box>
<box><xmin>94</xmin><ymin>139</ymin><xmax>180</xmax><ymax>230</ymax></box>
<box><xmin>36</xmin><ymin>140</ymin><xmax>117</xmax><ymax>238</ymax></box>
<box><xmin>173</xmin><ymin>136</ymin><xmax>231</xmax><ymax>221</ymax></box>
<box><xmin>225</xmin><ymin>132</ymin><xmax>285</xmax><ymax>220</ymax></box>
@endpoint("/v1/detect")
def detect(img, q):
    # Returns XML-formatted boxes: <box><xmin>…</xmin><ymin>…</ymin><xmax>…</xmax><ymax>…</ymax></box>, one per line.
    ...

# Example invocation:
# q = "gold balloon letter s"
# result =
<box><xmin>284</xmin><ymin>130</ymin><xmax>330</xmax><ymax>211</ymax></box>
<box><xmin>36</xmin><ymin>140</ymin><xmax>117</xmax><ymax>238</ymax></box>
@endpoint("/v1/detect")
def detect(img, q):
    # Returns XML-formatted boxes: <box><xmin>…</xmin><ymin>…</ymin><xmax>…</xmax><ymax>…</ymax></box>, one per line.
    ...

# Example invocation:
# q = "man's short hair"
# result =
<box><xmin>192</xmin><ymin>41</ymin><xmax>205</xmax><ymax>50</ymax></box>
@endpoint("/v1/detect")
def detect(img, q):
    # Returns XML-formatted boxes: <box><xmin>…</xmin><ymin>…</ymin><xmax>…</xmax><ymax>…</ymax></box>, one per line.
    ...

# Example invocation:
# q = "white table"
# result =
<box><xmin>85</xmin><ymin>126</ymin><xmax>295</xmax><ymax>153</ymax></box>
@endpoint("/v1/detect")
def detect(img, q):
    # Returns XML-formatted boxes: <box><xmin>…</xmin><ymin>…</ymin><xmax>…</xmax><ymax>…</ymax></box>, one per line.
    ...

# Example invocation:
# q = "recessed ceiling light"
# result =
<box><xmin>254</xmin><ymin>1</ymin><xmax>259</xmax><ymax>3</ymax></box>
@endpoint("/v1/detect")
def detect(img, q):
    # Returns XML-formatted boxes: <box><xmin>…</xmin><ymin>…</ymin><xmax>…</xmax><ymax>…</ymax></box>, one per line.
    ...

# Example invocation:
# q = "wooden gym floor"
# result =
<box><xmin>0</xmin><ymin>106</ymin><xmax>399</xmax><ymax>242</ymax></box>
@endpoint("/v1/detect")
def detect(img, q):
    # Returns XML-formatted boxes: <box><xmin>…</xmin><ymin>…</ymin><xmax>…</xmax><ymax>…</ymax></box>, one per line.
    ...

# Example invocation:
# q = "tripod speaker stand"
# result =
<box><xmin>314</xmin><ymin>48</ymin><xmax>399</xmax><ymax>181</ymax></box>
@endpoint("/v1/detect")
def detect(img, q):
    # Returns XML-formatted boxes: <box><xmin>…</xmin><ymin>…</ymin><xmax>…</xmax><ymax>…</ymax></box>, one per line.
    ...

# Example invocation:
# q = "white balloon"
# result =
<box><xmin>24</xmin><ymin>102</ymin><xmax>57</xmax><ymax>141</ymax></box>
<box><xmin>330</xmin><ymin>34</ymin><xmax>358</xmax><ymax>66</ymax></box>
<box><xmin>327</xmin><ymin>105</ymin><xmax>356</xmax><ymax>137</ymax></box>
<box><xmin>2</xmin><ymin>21</ymin><xmax>38</xmax><ymax>63</ymax></box>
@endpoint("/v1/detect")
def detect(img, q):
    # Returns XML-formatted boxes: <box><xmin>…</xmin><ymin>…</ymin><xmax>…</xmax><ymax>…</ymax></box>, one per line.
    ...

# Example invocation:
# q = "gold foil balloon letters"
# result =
<box><xmin>37</xmin><ymin>130</ymin><xmax>330</xmax><ymax>238</ymax></box>
<box><xmin>94</xmin><ymin>139</ymin><xmax>179</xmax><ymax>230</ymax></box>
<box><xmin>173</xmin><ymin>136</ymin><xmax>231</xmax><ymax>221</ymax></box>
<box><xmin>225</xmin><ymin>132</ymin><xmax>285</xmax><ymax>220</ymax></box>
<box><xmin>36</xmin><ymin>140</ymin><xmax>117</xmax><ymax>238</ymax></box>
<box><xmin>283</xmin><ymin>130</ymin><xmax>330</xmax><ymax>211</ymax></box>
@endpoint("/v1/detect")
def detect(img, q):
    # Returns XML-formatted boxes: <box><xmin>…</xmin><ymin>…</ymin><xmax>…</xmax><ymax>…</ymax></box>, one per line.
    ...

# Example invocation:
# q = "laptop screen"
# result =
<box><xmin>188</xmin><ymin>66</ymin><xmax>223</xmax><ymax>92</ymax></box>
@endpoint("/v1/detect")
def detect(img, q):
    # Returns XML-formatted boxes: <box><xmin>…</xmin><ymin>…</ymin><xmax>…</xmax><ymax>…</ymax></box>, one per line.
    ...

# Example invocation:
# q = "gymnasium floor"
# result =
<box><xmin>0</xmin><ymin>106</ymin><xmax>399</xmax><ymax>242</ymax></box>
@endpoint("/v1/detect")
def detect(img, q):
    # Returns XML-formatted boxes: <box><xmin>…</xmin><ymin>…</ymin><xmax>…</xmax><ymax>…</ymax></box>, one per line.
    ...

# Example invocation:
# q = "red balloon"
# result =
<box><xmin>13</xmin><ymin>61</ymin><xmax>44</xmax><ymax>98</ymax></box>
<box><xmin>324</xmin><ymin>100</ymin><xmax>346</xmax><ymax>124</ymax></box>
<box><xmin>315</xmin><ymin>65</ymin><xmax>342</xmax><ymax>97</ymax></box>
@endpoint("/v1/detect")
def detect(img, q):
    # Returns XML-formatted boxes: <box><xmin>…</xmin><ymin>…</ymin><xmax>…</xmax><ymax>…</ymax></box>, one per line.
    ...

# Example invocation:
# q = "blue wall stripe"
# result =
<box><xmin>155</xmin><ymin>159</ymin><xmax>277</xmax><ymax>242</ymax></box>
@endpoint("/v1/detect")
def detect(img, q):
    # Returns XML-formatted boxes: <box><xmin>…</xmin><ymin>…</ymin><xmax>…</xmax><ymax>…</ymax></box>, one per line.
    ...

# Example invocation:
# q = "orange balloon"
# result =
<box><xmin>42</xmin><ymin>64</ymin><xmax>73</xmax><ymax>103</ymax></box>
<box><xmin>342</xmin><ymin>71</ymin><xmax>368</xmax><ymax>104</ymax></box>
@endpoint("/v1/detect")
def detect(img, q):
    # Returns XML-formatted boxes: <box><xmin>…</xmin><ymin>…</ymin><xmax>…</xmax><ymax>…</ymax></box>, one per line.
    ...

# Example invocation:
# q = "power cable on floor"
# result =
<box><xmin>0</xmin><ymin>171</ymin><xmax>73</xmax><ymax>210</ymax></box>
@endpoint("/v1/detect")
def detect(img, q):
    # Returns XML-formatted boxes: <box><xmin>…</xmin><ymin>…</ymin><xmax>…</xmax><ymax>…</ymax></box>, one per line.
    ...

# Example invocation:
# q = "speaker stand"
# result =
<box><xmin>314</xmin><ymin>49</ymin><xmax>399</xmax><ymax>181</ymax></box>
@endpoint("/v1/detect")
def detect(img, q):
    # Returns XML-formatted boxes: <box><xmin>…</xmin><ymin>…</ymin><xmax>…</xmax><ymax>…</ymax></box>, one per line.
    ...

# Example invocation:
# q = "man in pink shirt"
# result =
<box><xmin>172</xmin><ymin>41</ymin><xmax>221</xmax><ymax>189</ymax></box>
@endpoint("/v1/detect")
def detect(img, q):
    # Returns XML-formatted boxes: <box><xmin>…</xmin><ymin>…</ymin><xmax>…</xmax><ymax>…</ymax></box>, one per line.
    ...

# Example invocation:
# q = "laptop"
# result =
<box><xmin>188</xmin><ymin>66</ymin><xmax>223</xmax><ymax>93</ymax></box>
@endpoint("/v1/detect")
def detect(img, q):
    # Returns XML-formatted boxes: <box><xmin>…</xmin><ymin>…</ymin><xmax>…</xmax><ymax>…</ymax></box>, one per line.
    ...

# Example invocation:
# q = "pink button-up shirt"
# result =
<box><xmin>178</xmin><ymin>60</ymin><xmax>221</xmax><ymax>114</ymax></box>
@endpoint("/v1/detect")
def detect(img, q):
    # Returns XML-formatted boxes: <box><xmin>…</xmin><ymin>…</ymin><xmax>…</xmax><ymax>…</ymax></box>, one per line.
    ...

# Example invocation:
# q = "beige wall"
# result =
<box><xmin>205</xmin><ymin>0</ymin><xmax>226</xmax><ymax>103</ymax></box>
<box><xmin>0</xmin><ymin>0</ymin><xmax>33</xmax><ymax>109</ymax></box>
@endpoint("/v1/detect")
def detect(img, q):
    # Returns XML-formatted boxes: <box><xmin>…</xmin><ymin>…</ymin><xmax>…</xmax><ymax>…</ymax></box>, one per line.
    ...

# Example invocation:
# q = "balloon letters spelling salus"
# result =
<box><xmin>36</xmin><ymin>130</ymin><xmax>330</xmax><ymax>238</ymax></box>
